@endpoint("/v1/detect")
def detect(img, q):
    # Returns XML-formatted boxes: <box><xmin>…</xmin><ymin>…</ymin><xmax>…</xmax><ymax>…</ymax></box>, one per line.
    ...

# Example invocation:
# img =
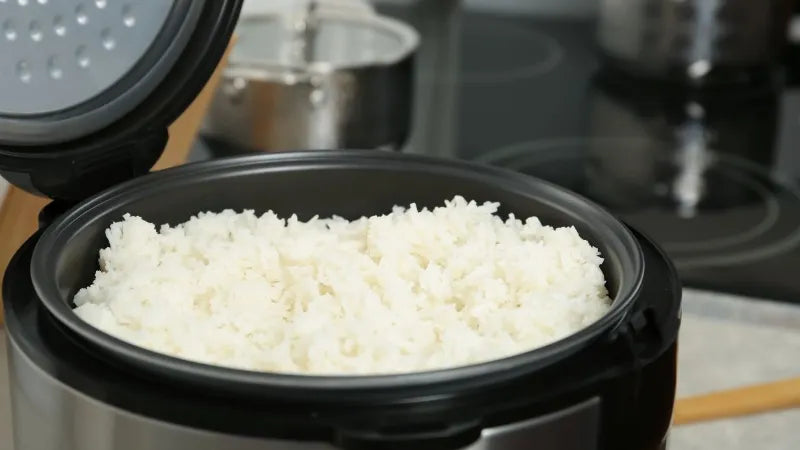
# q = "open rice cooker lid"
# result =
<box><xmin>0</xmin><ymin>0</ymin><xmax>243</xmax><ymax>200</ymax></box>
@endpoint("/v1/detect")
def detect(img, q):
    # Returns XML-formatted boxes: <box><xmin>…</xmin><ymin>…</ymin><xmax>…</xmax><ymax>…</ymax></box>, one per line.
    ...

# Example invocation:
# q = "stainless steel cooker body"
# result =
<box><xmin>7</xmin><ymin>339</ymin><xmax>601</xmax><ymax>450</ymax></box>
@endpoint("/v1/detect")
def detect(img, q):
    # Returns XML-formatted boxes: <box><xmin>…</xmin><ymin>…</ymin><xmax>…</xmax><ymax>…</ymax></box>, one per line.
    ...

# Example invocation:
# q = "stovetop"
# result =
<box><xmin>195</xmin><ymin>6</ymin><xmax>800</xmax><ymax>304</ymax></box>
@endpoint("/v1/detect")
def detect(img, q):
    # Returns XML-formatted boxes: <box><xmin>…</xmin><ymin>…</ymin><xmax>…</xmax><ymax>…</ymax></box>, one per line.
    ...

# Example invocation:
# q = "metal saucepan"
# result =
<box><xmin>202</xmin><ymin>7</ymin><xmax>419</xmax><ymax>153</ymax></box>
<box><xmin>597</xmin><ymin>0</ymin><xmax>793</xmax><ymax>84</ymax></box>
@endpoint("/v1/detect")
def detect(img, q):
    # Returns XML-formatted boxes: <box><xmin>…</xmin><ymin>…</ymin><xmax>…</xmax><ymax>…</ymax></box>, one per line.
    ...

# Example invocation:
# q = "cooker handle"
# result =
<box><xmin>335</xmin><ymin>418</ymin><xmax>483</xmax><ymax>450</ymax></box>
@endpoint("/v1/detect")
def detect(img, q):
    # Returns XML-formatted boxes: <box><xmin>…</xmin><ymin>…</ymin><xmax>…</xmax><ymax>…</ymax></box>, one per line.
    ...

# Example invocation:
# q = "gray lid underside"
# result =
<box><xmin>0</xmin><ymin>0</ymin><xmax>206</xmax><ymax>146</ymax></box>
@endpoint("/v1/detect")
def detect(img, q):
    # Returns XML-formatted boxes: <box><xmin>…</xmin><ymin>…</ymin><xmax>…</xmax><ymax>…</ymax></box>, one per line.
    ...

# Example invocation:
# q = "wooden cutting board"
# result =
<box><xmin>0</xmin><ymin>38</ymin><xmax>235</xmax><ymax>325</ymax></box>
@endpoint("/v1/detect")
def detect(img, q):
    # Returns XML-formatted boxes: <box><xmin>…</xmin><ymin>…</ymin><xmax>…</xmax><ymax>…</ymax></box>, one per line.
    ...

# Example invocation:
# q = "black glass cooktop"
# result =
<box><xmin>394</xmin><ymin>6</ymin><xmax>800</xmax><ymax>304</ymax></box>
<box><xmin>196</xmin><ymin>6</ymin><xmax>800</xmax><ymax>304</ymax></box>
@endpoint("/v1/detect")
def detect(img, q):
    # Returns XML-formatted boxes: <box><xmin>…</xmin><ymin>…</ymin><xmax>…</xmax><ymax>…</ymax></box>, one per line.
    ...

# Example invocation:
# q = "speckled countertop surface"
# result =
<box><xmin>1</xmin><ymin>288</ymin><xmax>799</xmax><ymax>449</ymax></box>
<box><xmin>669</xmin><ymin>290</ymin><xmax>800</xmax><ymax>450</ymax></box>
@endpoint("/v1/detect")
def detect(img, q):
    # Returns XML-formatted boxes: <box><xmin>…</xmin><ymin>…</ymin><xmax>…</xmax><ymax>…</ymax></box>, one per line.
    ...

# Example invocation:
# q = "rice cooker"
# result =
<box><xmin>0</xmin><ymin>2</ymin><xmax>681</xmax><ymax>450</ymax></box>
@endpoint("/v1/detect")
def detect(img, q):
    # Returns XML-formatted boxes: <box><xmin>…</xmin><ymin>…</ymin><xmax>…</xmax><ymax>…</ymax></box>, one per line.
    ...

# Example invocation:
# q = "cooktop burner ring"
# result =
<box><xmin>672</xmin><ymin>156</ymin><xmax>800</xmax><ymax>269</ymax></box>
<box><xmin>477</xmin><ymin>137</ymin><xmax>800</xmax><ymax>269</ymax></box>
<box><xmin>453</xmin><ymin>17</ymin><xmax>564</xmax><ymax>85</ymax></box>
<box><xmin>663</xmin><ymin>160</ymin><xmax>781</xmax><ymax>253</ymax></box>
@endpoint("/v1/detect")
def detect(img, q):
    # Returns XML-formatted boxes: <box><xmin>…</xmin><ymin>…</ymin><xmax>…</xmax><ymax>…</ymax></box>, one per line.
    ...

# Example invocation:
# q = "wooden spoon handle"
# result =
<box><xmin>673</xmin><ymin>377</ymin><xmax>800</xmax><ymax>425</ymax></box>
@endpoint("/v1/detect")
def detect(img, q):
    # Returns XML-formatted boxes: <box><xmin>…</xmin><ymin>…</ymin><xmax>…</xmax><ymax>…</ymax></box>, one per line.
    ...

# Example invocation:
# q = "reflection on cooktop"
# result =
<box><xmin>478</xmin><ymin>138</ymin><xmax>800</xmax><ymax>271</ymax></box>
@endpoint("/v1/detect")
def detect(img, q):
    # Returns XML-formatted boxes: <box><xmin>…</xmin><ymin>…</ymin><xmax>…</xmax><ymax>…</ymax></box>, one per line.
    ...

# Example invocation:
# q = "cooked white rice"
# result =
<box><xmin>73</xmin><ymin>196</ymin><xmax>611</xmax><ymax>375</ymax></box>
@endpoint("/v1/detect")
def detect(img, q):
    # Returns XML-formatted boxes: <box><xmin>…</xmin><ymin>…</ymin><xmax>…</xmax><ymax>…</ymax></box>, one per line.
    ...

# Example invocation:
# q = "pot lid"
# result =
<box><xmin>0</xmin><ymin>0</ymin><xmax>243</xmax><ymax>200</ymax></box>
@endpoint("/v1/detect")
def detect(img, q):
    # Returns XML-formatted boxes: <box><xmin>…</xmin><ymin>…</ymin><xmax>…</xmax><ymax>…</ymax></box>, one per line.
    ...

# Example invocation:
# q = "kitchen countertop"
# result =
<box><xmin>1</xmin><ymin>288</ymin><xmax>798</xmax><ymax>450</ymax></box>
<box><xmin>669</xmin><ymin>290</ymin><xmax>800</xmax><ymax>450</ymax></box>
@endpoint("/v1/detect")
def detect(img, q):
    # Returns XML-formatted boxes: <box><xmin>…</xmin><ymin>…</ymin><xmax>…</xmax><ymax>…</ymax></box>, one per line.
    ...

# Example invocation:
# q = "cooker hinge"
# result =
<box><xmin>611</xmin><ymin>307</ymin><xmax>665</xmax><ymax>406</ymax></box>
<box><xmin>617</xmin><ymin>307</ymin><xmax>665</xmax><ymax>361</ymax></box>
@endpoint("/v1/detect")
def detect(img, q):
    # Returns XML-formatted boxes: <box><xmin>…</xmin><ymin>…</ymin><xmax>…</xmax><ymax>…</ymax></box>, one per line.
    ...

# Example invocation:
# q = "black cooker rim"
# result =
<box><xmin>28</xmin><ymin>150</ymin><xmax>646</xmax><ymax>397</ymax></box>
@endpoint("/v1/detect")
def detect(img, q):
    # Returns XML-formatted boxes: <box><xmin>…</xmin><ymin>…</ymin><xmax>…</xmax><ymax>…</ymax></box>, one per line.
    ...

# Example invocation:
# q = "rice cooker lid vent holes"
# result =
<box><xmin>0</xmin><ymin>0</ymin><xmax>243</xmax><ymax>200</ymax></box>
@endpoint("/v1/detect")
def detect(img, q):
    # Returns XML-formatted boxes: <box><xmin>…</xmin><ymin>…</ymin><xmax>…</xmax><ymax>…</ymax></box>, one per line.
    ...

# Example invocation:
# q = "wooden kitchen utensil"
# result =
<box><xmin>0</xmin><ymin>38</ymin><xmax>236</xmax><ymax>324</ymax></box>
<box><xmin>674</xmin><ymin>376</ymin><xmax>800</xmax><ymax>425</ymax></box>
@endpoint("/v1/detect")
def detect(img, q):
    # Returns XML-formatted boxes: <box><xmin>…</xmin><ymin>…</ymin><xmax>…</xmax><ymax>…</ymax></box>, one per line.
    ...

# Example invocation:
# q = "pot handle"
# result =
<box><xmin>335</xmin><ymin>419</ymin><xmax>482</xmax><ymax>450</ymax></box>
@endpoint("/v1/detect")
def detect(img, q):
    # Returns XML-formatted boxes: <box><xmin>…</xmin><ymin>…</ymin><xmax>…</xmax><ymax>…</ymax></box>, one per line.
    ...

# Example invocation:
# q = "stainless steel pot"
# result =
<box><xmin>597</xmin><ymin>0</ymin><xmax>793</xmax><ymax>84</ymax></box>
<box><xmin>202</xmin><ymin>9</ymin><xmax>419</xmax><ymax>152</ymax></box>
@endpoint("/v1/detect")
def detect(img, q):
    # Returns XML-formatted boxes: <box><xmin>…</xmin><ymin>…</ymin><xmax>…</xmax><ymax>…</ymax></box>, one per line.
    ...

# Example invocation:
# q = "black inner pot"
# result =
<box><xmin>29</xmin><ymin>150</ymin><xmax>644</xmax><ymax>398</ymax></box>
